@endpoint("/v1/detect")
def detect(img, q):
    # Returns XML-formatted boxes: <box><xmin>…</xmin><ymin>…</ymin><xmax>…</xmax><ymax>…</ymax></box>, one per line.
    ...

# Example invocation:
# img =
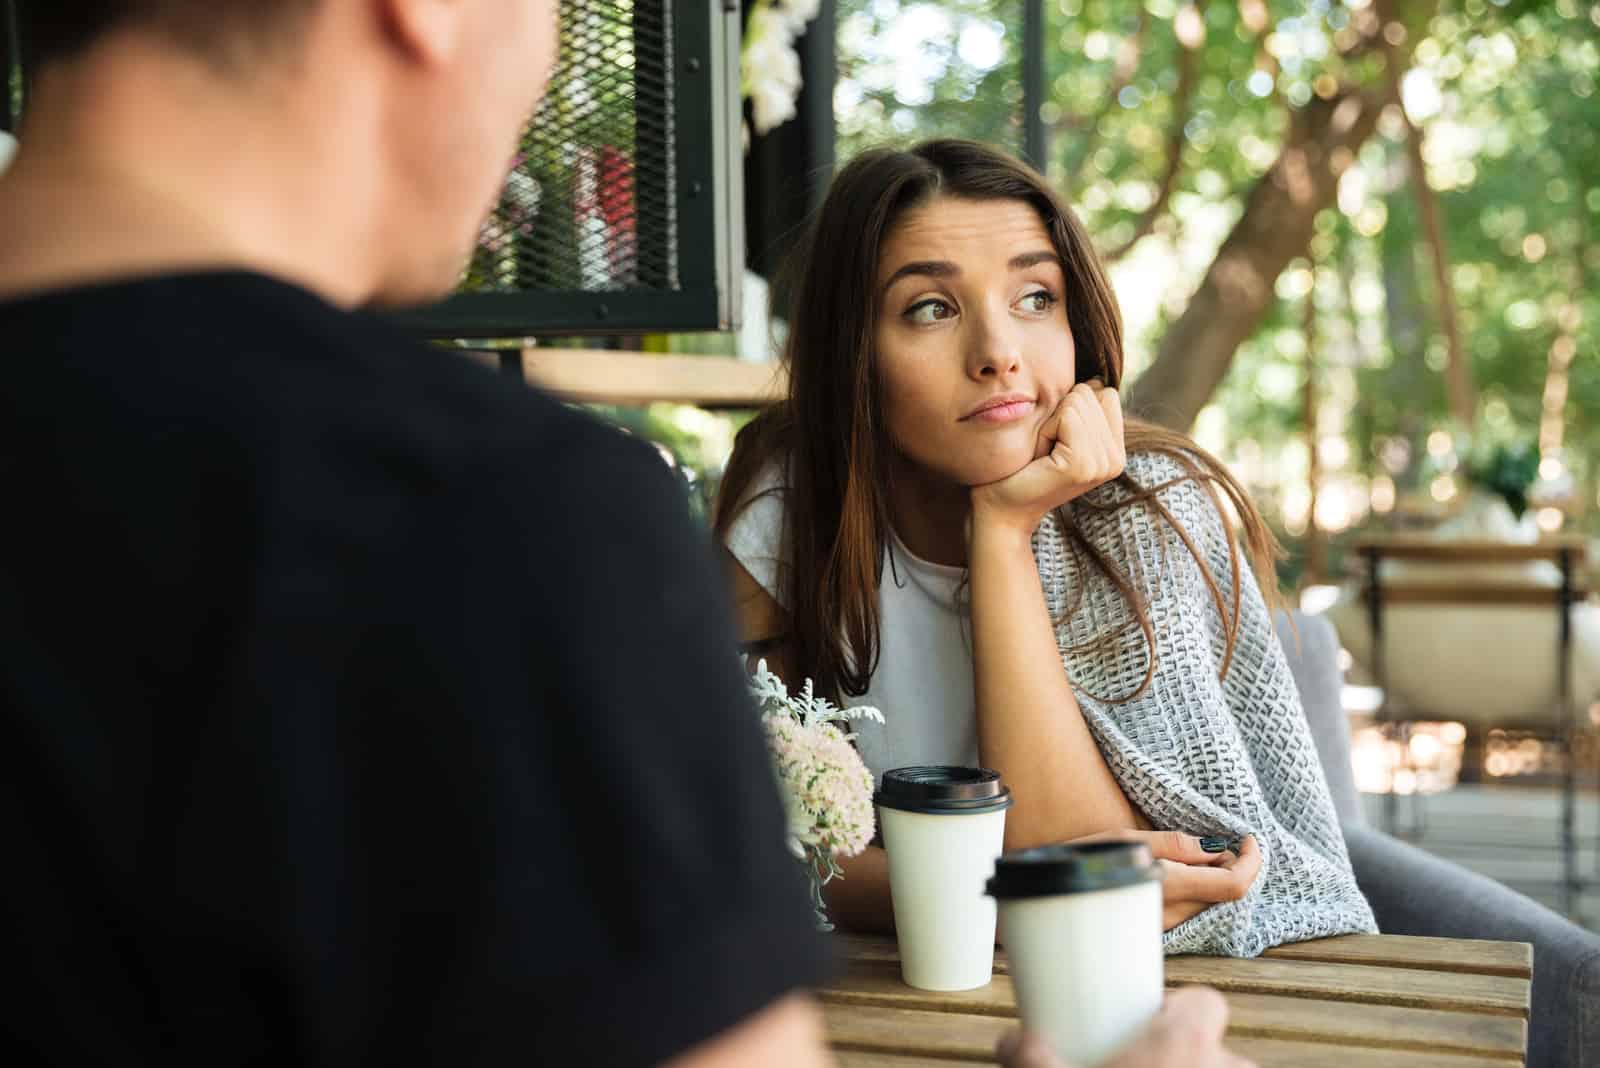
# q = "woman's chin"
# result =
<box><xmin>963</xmin><ymin>446</ymin><xmax>1039</xmax><ymax>488</ymax></box>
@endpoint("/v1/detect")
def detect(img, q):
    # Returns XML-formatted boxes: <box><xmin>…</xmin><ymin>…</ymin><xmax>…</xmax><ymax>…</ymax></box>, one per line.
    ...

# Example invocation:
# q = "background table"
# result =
<box><xmin>824</xmin><ymin>932</ymin><xmax>1532</xmax><ymax>1067</ymax></box>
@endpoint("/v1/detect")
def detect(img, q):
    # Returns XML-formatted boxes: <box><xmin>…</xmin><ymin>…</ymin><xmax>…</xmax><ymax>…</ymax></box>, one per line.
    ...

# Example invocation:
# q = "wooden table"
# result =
<box><xmin>823</xmin><ymin>932</ymin><xmax>1532</xmax><ymax>1067</ymax></box>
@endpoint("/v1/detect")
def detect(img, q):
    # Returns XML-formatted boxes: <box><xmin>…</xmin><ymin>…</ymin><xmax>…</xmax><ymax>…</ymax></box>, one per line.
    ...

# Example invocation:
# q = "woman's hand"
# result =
<box><xmin>1072</xmin><ymin>830</ymin><xmax>1262</xmax><ymax>932</ymax></box>
<box><xmin>970</xmin><ymin>380</ymin><xmax>1125</xmax><ymax>542</ymax></box>
<box><xmin>1149</xmin><ymin>833</ymin><xmax>1261</xmax><ymax>931</ymax></box>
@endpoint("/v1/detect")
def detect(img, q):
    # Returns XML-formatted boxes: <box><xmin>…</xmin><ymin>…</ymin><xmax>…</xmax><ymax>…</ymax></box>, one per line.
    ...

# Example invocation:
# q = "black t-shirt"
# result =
<box><xmin>0</xmin><ymin>272</ymin><xmax>833</xmax><ymax>1064</ymax></box>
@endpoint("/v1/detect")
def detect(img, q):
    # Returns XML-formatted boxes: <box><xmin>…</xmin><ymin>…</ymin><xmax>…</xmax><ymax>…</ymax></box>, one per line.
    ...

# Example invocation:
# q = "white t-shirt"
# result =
<box><xmin>724</xmin><ymin>464</ymin><xmax>980</xmax><ymax>778</ymax></box>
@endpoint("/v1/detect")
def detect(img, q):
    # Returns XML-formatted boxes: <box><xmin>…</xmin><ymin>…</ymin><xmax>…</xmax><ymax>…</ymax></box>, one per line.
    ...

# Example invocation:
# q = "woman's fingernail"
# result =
<box><xmin>1199</xmin><ymin>836</ymin><xmax>1230</xmax><ymax>853</ymax></box>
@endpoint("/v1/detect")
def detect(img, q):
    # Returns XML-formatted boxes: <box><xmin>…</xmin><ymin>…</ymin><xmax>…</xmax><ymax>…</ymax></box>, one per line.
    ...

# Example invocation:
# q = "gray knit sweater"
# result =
<box><xmin>1036</xmin><ymin>450</ymin><xmax>1377</xmax><ymax>956</ymax></box>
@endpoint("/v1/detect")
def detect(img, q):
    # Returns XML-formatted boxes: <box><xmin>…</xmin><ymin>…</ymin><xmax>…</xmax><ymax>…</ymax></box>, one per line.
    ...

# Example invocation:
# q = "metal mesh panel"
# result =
<box><xmin>463</xmin><ymin>0</ymin><xmax>678</xmax><ymax>296</ymax></box>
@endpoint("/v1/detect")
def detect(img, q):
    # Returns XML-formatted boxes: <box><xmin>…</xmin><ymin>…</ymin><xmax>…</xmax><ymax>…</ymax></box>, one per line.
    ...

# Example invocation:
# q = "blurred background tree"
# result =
<box><xmin>546</xmin><ymin>0</ymin><xmax>1597</xmax><ymax>591</ymax></box>
<box><xmin>818</xmin><ymin>0</ymin><xmax>1599</xmax><ymax>584</ymax></box>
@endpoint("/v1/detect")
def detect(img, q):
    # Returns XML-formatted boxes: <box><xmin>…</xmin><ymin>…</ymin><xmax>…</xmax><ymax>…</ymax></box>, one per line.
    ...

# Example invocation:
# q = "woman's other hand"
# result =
<box><xmin>1148</xmin><ymin>833</ymin><xmax>1261</xmax><ymax>931</ymax></box>
<box><xmin>970</xmin><ymin>380</ymin><xmax>1125</xmax><ymax>541</ymax></box>
<box><xmin>1070</xmin><ymin>830</ymin><xmax>1262</xmax><ymax>932</ymax></box>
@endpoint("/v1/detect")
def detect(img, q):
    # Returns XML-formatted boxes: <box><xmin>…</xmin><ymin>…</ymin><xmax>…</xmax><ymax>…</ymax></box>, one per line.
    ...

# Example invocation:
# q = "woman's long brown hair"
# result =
<box><xmin>714</xmin><ymin>139</ymin><xmax>1282</xmax><ymax>701</ymax></box>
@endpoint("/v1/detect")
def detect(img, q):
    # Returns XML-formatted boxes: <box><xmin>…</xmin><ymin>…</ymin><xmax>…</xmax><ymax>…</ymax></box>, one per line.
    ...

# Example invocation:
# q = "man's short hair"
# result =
<box><xmin>19</xmin><ymin>1</ymin><xmax>318</xmax><ymax>70</ymax></box>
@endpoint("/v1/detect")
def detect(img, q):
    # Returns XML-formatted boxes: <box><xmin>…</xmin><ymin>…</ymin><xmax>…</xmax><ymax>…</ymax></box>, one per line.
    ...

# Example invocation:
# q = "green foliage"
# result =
<box><xmin>631</xmin><ymin>0</ymin><xmax>1599</xmax><ymax>553</ymax></box>
<box><xmin>835</xmin><ymin>0</ymin><xmax>1025</xmax><ymax>158</ymax></box>
<box><xmin>829</xmin><ymin>0</ymin><xmax>1600</xmax><ymax>547</ymax></box>
<box><xmin>1462</xmin><ymin>436</ymin><xmax>1541</xmax><ymax>517</ymax></box>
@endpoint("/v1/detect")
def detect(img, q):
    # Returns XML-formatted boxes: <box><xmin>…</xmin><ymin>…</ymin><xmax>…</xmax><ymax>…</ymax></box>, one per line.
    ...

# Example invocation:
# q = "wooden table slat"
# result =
<box><xmin>826</xmin><ymin>1004</ymin><xmax>1520</xmax><ymax>1067</ymax></box>
<box><xmin>828</xmin><ymin>933</ymin><xmax>1530</xmax><ymax>1066</ymax></box>
<box><xmin>837</xmin><ymin>934</ymin><xmax>1530</xmax><ymax>1017</ymax></box>
<box><xmin>1227</xmin><ymin>1036</ymin><xmax>1525</xmax><ymax>1068</ymax></box>
<box><xmin>824</xmin><ymin>1002</ymin><xmax>1007</xmax><ymax>1062</ymax></box>
<box><xmin>834</xmin><ymin>1044</ymin><xmax>1519</xmax><ymax>1068</ymax></box>
<box><xmin>1355</xmin><ymin>584</ymin><xmax>1590</xmax><ymax>605</ymax></box>
<box><xmin>1163</xmin><ymin>954</ymin><xmax>1529</xmax><ymax>1018</ymax></box>
<box><xmin>835</xmin><ymin>1046</ymin><xmax>1520</xmax><ymax>1068</ymax></box>
<box><xmin>1261</xmin><ymin>933</ymin><xmax>1533</xmax><ymax>978</ymax></box>
<box><xmin>1351</xmin><ymin>536</ymin><xmax>1589</xmax><ymax>562</ymax></box>
<box><xmin>822</xmin><ymin>970</ymin><xmax>1525</xmax><ymax>1060</ymax></box>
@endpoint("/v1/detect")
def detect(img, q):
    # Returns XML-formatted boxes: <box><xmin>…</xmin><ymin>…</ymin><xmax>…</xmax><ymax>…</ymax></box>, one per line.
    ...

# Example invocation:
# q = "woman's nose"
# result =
<box><xmin>964</xmin><ymin>306</ymin><xmax>1022</xmax><ymax>380</ymax></box>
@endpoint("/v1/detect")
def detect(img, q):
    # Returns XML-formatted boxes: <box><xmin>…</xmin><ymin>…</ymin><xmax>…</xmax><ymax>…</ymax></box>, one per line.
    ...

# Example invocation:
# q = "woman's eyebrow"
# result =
<box><xmin>880</xmin><ymin>260</ymin><xmax>957</xmax><ymax>294</ymax></box>
<box><xmin>1010</xmin><ymin>250</ymin><xmax>1060</xmax><ymax>270</ymax></box>
<box><xmin>880</xmin><ymin>250</ymin><xmax>1059</xmax><ymax>294</ymax></box>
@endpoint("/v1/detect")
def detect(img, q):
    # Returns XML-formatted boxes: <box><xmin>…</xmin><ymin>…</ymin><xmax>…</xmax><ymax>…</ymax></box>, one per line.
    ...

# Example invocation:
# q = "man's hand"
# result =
<box><xmin>970</xmin><ymin>380</ymin><xmax>1125</xmax><ymax>541</ymax></box>
<box><xmin>1069</xmin><ymin>831</ymin><xmax>1262</xmax><ymax>931</ymax></box>
<box><xmin>996</xmin><ymin>987</ymin><xmax>1256</xmax><ymax>1068</ymax></box>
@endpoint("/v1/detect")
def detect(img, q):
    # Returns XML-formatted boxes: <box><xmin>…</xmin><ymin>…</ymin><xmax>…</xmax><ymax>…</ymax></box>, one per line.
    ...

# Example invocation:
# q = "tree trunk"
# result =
<box><xmin>1538</xmin><ymin>213</ymin><xmax>1586</xmax><ymax>467</ymax></box>
<box><xmin>1303</xmin><ymin>266</ymin><xmax>1327</xmax><ymax>584</ymax></box>
<box><xmin>1389</xmin><ymin>42</ymin><xmax>1477</xmax><ymax>427</ymax></box>
<box><xmin>1128</xmin><ymin>0</ymin><xmax>1428</xmax><ymax>431</ymax></box>
<box><xmin>1126</xmin><ymin>88</ymin><xmax>1384</xmax><ymax>429</ymax></box>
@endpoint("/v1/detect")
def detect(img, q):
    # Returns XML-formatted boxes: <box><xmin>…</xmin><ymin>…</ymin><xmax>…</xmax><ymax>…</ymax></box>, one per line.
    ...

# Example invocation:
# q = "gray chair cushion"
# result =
<box><xmin>1273</xmin><ymin>610</ymin><xmax>1364</xmax><ymax>826</ymax></box>
<box><xmin>1273</xmin><ymin>609</ymin><xmax>1600</xmax><ymax>1066</ymax></box>
<box><xmin>1346</xmin><ymin>824</ymin><xmax>1600</xmax><ymax>1068</ymax></box>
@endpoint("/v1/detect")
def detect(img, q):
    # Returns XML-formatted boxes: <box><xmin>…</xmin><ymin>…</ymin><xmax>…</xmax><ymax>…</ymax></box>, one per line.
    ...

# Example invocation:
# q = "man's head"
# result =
<box><xmin>20</xmin><ymin>2</ymin><xmax>321</xmax><ymax>71</ymax></box>
<box><xmin>10</xmin><ymin>1</ymin><xmax>560</xmax><ymax>304</ymax></box>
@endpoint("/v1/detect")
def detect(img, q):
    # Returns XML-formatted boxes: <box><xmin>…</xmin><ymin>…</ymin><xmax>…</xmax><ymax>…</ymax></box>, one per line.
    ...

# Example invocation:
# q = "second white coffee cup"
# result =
<box><xmin>875</xmin><ymin>765</ymin><xmax>1013</xmax><ymax>991</ymax></box>
<box><xmin>987</xmin><ymin>840</ymin><xmax>1165</xmax><ymax>1066</ymax></box>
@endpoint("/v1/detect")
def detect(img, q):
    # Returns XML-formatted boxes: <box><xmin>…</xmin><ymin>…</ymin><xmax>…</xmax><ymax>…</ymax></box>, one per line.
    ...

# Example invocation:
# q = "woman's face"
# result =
<box><xmin>873</xmin><ymin>195</ymin><xmax>1078</xmax><ymax>489</ymax></box>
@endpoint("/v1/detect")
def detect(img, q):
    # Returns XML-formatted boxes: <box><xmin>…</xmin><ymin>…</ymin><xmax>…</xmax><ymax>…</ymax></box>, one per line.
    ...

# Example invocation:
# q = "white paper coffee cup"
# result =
<box><xmin>875</xmin><ymin>766</ymin><xmax>1013</xmax><ymax>991</ymax></box>
<box><xmin>987</xmin><ymin>841</ymin><xmax>1165</xmax><ymax>1066</ymax></box>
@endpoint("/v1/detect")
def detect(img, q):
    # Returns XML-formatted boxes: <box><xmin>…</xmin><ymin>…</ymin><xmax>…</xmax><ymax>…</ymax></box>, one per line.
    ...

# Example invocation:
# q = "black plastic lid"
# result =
<box><xmin>874</xmin><ymin>766</ymin><xmax>1014</xmax><ymax>815</ymax></box>
<box><xmin>985</xmin><ymin>840</ymin><xmax>1163</xmax><ymax>899</ymax></box>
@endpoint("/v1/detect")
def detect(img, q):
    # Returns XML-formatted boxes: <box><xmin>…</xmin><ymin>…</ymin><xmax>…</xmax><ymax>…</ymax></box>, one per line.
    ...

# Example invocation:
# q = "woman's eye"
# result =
<box><xmin>1019</xmin><ymin>290</ymin><xmax>1057</xmax><ymax>313</ymax></box>
<box><xmin>905</xmin><ymin>298</ymin><xmax>955</xmax><ymax>324</ymax></box>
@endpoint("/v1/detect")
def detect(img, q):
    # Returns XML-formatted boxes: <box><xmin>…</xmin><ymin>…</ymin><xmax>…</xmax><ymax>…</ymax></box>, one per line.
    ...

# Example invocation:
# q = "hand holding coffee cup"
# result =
<box><xmin>986</xmin><ymin>840</ymin><xmax>1165</xmax><ymax>1066</ymax></box>
<box><xmin>996</xmin><ymin>987</ymin><xmax>1257</xmax><ymax>1068</ymax></box>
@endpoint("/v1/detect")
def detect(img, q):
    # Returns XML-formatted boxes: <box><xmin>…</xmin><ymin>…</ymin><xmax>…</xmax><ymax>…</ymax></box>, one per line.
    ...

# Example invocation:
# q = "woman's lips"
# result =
<box><xmin>964</xmin><ymin>398</ymin><xmax>1036</xmax><ymax>424</ymax></box>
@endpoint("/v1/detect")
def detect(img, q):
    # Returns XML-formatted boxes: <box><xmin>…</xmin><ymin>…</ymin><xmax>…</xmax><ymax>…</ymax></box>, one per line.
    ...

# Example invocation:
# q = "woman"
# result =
<box><xmin>716</xmin><ymin>140</ymin><xmax>1374</xmax><ymax>956</ymax></box>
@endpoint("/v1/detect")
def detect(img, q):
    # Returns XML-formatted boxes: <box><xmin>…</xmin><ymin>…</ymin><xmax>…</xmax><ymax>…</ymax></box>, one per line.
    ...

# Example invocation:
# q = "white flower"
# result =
<box><xmin>749</xmin><ymin>76</ymin><xmax>799</xmax><ymax>136</ymax></box>
<box><xmin>778</xmin><ymin>0</ymin><xmax>823</xmax><ymax>32</ymax></box>
<box><xmin>742</xmin><ymin>5</ymin><xmax>804</xmax><ymax>136</ymax></box>
<box><xmin>748</xmin><ymin>659</ymin><xmax>886</xmax><ymax>929</ymax></box>
<box><xmin>750</xmin><ymin>659</ymin><xmax>884</xmax><ymax>864</ymax></box>
<box><xmin>764</xmin><ymin>717</ymin><xmax>877</xmax><ymax>858</ymax></box>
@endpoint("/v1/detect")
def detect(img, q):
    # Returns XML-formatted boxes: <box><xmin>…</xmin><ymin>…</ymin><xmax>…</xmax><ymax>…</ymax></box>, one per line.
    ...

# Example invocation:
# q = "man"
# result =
<box><xmin>0</xmin><ymin>3</ymin><xmax>832</xmax><ymax>1063</ymax></box>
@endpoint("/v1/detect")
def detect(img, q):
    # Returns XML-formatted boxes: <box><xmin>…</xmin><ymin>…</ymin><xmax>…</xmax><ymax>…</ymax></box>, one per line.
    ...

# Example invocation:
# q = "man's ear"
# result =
<box><xmin>378</xmin><ymin>0</ymin><xmax>462</xmax><ymax>66</ymax></box>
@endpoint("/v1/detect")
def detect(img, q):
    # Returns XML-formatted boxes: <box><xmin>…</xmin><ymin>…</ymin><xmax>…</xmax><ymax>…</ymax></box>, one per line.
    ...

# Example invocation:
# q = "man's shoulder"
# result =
<box><xmin>198</xmin><ymin>272</ymin><xmax>650</xmax><ymax>470</ymax></box>
<box><xmin>3</xmin><ymin>268</ymin><xmax>672</xmax><ymax>514</ymax></box>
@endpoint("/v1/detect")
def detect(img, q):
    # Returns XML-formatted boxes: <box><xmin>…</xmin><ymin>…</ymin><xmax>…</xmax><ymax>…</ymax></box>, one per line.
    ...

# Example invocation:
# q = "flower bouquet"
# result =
<box><xmin>748</xmin><ymin>660</ymin><xmax>883</xmax><ymax>931</ymax></box>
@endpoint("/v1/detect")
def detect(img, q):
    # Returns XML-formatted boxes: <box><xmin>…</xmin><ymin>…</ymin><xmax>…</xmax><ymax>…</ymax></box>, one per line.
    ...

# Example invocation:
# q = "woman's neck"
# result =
<box><xmin>886</xmin><ymin>455</ymin><xmax>972</xmax><ymax>568</ymax></box>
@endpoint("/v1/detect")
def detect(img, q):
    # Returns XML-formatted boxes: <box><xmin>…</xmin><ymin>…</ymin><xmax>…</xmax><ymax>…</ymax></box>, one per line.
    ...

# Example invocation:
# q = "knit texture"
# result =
<box><xmin>1036</xmin><ymin>450</ymin><xmax>1377</xmax><ymax>956</ymax></box>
